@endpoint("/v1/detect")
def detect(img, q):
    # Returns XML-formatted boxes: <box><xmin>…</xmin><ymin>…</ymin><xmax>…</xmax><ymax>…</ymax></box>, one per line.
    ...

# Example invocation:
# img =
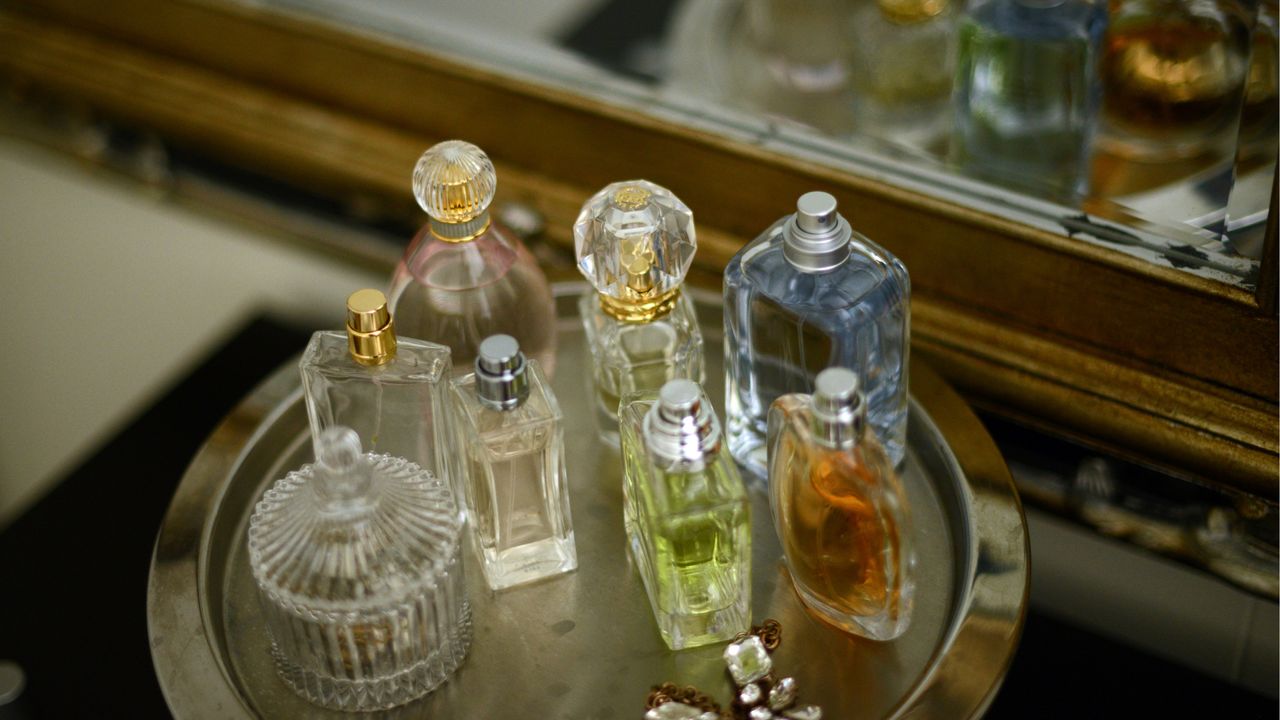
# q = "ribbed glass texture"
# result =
<box><xmin>247</xmin><ymin>433</ymin><xmax>470</xmax><ymax>711</ymax></box>
<box><xmin>412</xmin><ymin>140</ymin><xmax>496</xmax><ymax>222</ymax></box>
<box><xmin>724</xmin><ymin>218</ymin><xmax>909</xmax><ymax>479</ymax></box>
<box><xmin>619</xmin><ymin>394</ymin><xmax>750</xmax><ymax>650</ymax></box>
<box><xmin>767</xmin><ymin>394</ymin><xmax>916</xmax><ymax>641</ymax></box>
<box><xmin>573</xmin><ymin>180</ymin><xmax>696</xmax><ymax>302</ymax></box>
<box><xmin>451</xmin><ymin>360</ymin><xmax>578</xmax><ymax>590</ymax></box>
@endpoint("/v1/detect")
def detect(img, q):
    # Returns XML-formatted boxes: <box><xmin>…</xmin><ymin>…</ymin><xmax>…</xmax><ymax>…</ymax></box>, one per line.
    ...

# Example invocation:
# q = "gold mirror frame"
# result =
<box><xmin>2</xmin><ymin>0</ymin><xmax>1275</xmax><ymax>494</ymax></box>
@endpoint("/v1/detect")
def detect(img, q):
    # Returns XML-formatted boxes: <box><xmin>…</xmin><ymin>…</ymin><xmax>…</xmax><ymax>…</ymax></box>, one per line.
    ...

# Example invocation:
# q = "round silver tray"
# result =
<box><xmin>148</xmin><ymin>283</ymin><xmax>1028</xmax><ymax>719</ymax></box>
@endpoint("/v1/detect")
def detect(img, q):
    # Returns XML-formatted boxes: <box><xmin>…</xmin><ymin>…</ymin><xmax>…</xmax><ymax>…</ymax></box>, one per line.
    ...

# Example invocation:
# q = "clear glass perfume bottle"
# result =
<box><xmin>619</xmin><ymin>380</ymin><xmax>751</xmax><ymax>650</ymax></box>
<box><xmin>850</xmin><ymin>0</ymin><xmax>957</xmax><ymax>150</ymax></box>
<box><xmin>450</xmin><ymin>334</ymin><xmax>577</xmax><ymax>590</ymax></box>
<box><xmin>388</xmin><ymin>140</ymin><xmax>557</xmax><ymax>376</ymax></box>
<box><xmin>1239</xmin><ymin>0</ymin><xmax>1279</xmax><ymax>158</ymax></box>
<box><xmin>248</xmin><ymin>426</ymin><xmax>469</xmax><ymax>711</ymax></box>
<box><xmin>1098</xmin><ymin>0</ymin><xmax>1252</xmax><ymax>162</ymax></box>
<box><xmin>951</xmin><ymin>0</ymin><xmax>1106</xmax><ymax>200</ymax></box>
<box><xmin>724</xmin><ymin>191</ymin><xmax>909</xmax><ymax>481</ymax></box>
<box><xmin>767</xmin><ymin>368</ymin><xmax>915</xmax><ymax>641</ymax></box>
<box><xmin>575</xmin><ymin>180</ymin><xmax>705</xmax><ymax>440</ymax></box>
<box><xmin>300</xmin><ymin>288</ymin><xmax>454</xmax><ymax>490</ymax></box>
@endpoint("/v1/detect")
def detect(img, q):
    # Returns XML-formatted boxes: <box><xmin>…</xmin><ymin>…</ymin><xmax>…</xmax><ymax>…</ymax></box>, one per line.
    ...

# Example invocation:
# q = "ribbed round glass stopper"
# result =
<box><xmin>412</xmin><ymin>140</ymin><xmax>496</xmax><ymax>224</ymax></box>
<box><xmin>573</xmin><ymin>180</ymin><xmax>696</xmax><ymax>317</ymax></box>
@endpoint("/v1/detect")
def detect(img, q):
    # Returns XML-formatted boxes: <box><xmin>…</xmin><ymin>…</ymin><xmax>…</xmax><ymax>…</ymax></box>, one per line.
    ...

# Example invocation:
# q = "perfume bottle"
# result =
<box><xmin>300</xmin><ymin>288</ymin><xmax>454</xmax><ymax>490</ymax></box>
<box><xmin>767</xmin><ymin>368</ymin><xmax>915</xmax><ymax>640</ymax></box>
<box><xmin>1239</xmin><ymin>1</ymin><xmax>1279</xmax><ymax>158</ymax></box>
<box><xmin>1099</xmin><ymin>0</ymin><xmax>1252</xmax><ymax>162</ymax></box>
<box><xmin>248</xmin><ymin>426</ymin><xmax>469</xmax><ymax>711</ymax></box>
<box><xmin>724</xmin><ymin>191</ymin><xmax>909</xmax><ymax>481</ymax></box>
<box><xmin>619</xmin><ymin>379</ymin><xmax>751</xmax><ymax>650</ymax></box>
<box><xmin>951</xmin><ymin>0</ymin><xmax>1106</xmax><ymax>199</ymax></box>
<box><xmin>388</xmin><ymin>140</ymin><xmax>557</xmax><ymax>375</ymax></box>
<box><xmin>850</xmin><ymin>0</ymin><xmax>957</xmax><ymax>150</ymax></box>
<box><xmin>574</xmin><ymin>180</ymin><xmax>705</xmax><ymax>440</ymax></box>
<box><xmin>450</xmin><ymin>334</ymin><xmax>577</xmax><ymax>590</ymax></box>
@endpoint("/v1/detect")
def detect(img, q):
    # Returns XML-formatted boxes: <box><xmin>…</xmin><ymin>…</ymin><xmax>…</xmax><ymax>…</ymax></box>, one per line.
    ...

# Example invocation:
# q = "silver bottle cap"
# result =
<box><xmin>475</xmin><ymin>334</ymin><xmax>530</xmax><ymax>411</ymax></box>
<box><xmin>783</xmin><ymin>191</ymin><xmax>852</xmax><ymax>273</ymax></box>
<box><xmin>642</xmin><ymin>379</ymin><xmax>721</xmax><ymax>468</ymax></box>
<box><xmin>812</xmin><ymin>367</ymin><xmax>866</xmax><ymax>447</ymax></box>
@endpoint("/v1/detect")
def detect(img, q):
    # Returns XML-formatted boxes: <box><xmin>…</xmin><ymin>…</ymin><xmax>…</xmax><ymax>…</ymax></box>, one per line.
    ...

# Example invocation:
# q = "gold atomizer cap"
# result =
<box><xmin>346</xmin><ymin>289</ymin><xmax>397</xmax><ymax>366</ymax></box>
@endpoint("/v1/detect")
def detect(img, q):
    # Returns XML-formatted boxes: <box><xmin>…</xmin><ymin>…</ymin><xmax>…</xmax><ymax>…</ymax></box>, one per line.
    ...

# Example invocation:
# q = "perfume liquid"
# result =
<box><xmin>620</xmin><ymin>380</ymin><xmax>751</xmax><ymax>650</ymax></box>
<box><xmin>767</xmin><ymin>368</ymin><xmax>915</xmax><ymax>641</ymax></box>
<box><xmin>724</xmin><ymin>192</ymin><xmax>909</xmax><ymax>479</ymax></box>
<box><xmin>451</xmin><ymin>335</ymin><xmax>576</xmax><ymax>590</ymax></box>
<box><xmin>951</xmin><ymin>0</ymin><xmax>1106</xmax><ymax>199</ymax></box>
<box><xmin>388</xmin><ymin>140</ymin><xmax>557</xmax><ymax>375</ymax></box>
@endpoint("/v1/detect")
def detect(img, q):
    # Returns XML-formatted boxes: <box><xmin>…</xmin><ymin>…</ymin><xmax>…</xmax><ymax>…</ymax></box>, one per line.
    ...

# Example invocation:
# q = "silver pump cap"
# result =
<box><xmin>642</xmin><ymin>379</ymin><xmax>721</xmax><ymax>468</ymax></box>
<box><xmin>475</xmin><ymin>334</ymin><xmax>530</xmax><ymax>411</ymax></box>
<box><xmin>783</xmin><ymin>191</ymin><xmax>853</xmax><ymax>272</ymax></box>
<box><xmin>812</xmin><ymin>367</ymin><xmax>866</xmax><ymax>447</ymax></box>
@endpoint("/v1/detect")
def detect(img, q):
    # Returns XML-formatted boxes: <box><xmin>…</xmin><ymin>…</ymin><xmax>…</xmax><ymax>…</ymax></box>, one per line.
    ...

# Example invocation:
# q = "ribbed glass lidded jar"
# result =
<box><xmin>247</xmin><ymin>427</ymin><xmax>470</xmax><ymax>711</ymax></box>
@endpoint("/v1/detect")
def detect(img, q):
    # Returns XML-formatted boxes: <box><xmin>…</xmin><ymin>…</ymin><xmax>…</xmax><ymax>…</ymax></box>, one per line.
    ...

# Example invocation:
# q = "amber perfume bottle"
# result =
<box><xmin>1099</xmin><ymin>0</ymin><xmax>1252</xmax><ymax>161</ymax></box>
<box><xmin>575</xmin><ymin>180</ymin><xmax>705</xmax><ymax>440</ymax></box>
<box><xmin>300</xmin><ymin>289</ymin><xmax>454</xmax><ymax>489</ymax></box>
<box><xmin>450</xmin><ymin>335</ymin><xmax>577</xmax><ymax>590</ymax></box>
<box><xmin>388</xmin><ymin>140</ymin><xmax>557</xmax><ymax>375</ymax></box>
<box><xmin>767</xmin><ymin>368</ymin><xmax>915</xmax><ymax>641</ymax></box>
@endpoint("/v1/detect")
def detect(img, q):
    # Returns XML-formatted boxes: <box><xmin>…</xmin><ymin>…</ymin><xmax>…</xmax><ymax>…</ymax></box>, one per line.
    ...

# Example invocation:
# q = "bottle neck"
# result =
<box><xmin>429</xmin><ymin>210</ymin><xmax>492</xmax><ymax>243</ymax></box>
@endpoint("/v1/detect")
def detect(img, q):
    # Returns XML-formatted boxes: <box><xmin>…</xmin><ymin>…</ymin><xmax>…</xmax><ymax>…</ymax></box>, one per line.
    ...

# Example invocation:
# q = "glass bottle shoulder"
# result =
<box><xmin>966</xmin><ymin>0</ymin><xmax>1105</xmax><ymax>42</ymax></box>
<box><xmin>768</xmin><ymin>395</ymin><xmax>899</xmax><ymax>500</ymax></box>
<box><xmin>579</xmin><ymin>290</ymin><xmax>702</xmax><ymax>361</ymax></box>
<box><xmin>300</xmin><ymin>330</ymin><xmax>451</xmax><ymax>383</ymax></box>
<box><xmin>620</xmin><ymin>399</ymin><xmax>746</xmax><ymax>516</ymax></box>
<box><xmin>726</xmin><ymin>218</ymin><xmax>909</xmax><ymax>313</ymax></box>
<box><xmin>393</xmin><ymin>220</ymin><xmax>526</xmax><ymax>292</ymax></box>
<box><xmin>451</xmin><ymin>359</ymin><xmax>560</xmax><ymax>438</ymax></box>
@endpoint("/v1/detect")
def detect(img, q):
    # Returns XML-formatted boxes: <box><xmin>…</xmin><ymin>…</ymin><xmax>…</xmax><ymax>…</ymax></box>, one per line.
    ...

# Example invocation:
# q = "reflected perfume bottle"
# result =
<box><xmin>1239</xmin><ymin>1</ymin><xmax>1279</xmax><ymax>158</ymax></box>
<box><xmin>1099</xmin><ymin>0</ymin><xmax>1252</xmax><ymax>162</ymax></box>
<box><xmin>388</xmin><ymin>140</ymin><xmax>557</xmax><ymax>375</ymax></box>
<box><xmin>300</xmin><ymin>288</ymin><xmax>454</xmax><ymax>490</ymax></box>
<box><xmin>574</xmin><ymin>180</ymin><xmax>705</xmax><ymax>440</ymax></box>
<box><xmin>620</xmin><ymin>380</ymin><xmax>751</xmax><ymax>650</ymax></box>
<box><xmin>248</xmin><ymin>426</ymin><xmax>469</xmax><ymax>711</ymax></box>
<box><xmin>850</xmin><ymin>0</ymin><xmax>957</xmax><ymax>150</ymax></box>
<box><xmin>724</xmin><ymin>191</ymin><xmax>909</xmax><ymax>481</ymax></box>
<box><xmin>951</xmin><ymin>0</ymin><xmax>1106</xmax><ymax>199</ymax></box>
<box><xmin>450</xmin><ymin>335</ymin><xmax>577</xmax><ymax>590</ymax></box>
<box><xmin>767</xmin><ymin>368</ymin><xmax>915</xmax><ymax>641</ymax></box>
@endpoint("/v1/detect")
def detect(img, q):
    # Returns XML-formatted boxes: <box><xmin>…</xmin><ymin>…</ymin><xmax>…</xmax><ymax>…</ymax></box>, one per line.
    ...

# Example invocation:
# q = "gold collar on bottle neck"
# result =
<box><xmin>346</xmin><ymin>289</ymin><xmax>398</xmax><ymax>366</ymax></box>
<box><xmin>599</xmin><ymin>286</ymin><xmax>681</xmax><ymax>323</ymax></box>
<box><xmin>428</xmin><ymin>213</ymin><xmax>492</xmax><ymax>243</ymax></box>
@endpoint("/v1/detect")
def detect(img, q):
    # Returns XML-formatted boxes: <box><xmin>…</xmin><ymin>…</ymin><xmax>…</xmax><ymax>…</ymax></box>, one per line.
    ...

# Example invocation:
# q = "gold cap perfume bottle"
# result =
<box><xmin>573</xmin><ymin>180</ymin><xmax>697</xmax><ymax>323</ymax></box>
<box><xmin>412</xmin><ymin>140</ymin><xmax>497</xmax><ymax>242</ymax></box>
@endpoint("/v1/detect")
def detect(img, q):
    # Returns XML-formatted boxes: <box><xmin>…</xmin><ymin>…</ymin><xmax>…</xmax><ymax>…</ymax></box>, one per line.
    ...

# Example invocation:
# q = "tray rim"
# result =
<box><xmin>147</xmin><ymin>282</ymin><xmax>1029</xmax><ymax>719</ymax></box>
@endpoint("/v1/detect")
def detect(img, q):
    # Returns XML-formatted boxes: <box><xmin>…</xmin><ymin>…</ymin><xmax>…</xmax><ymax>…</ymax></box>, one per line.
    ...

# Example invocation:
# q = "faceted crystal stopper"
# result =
<box><xmin>573</xmin><ymin>180</ymin><xmax>696</xmax><ymax>321</ymax></box>
<box><xmin>413</xmin><ymin>140</ymin><xmax>496</xmax><ymax>225</ymax></box>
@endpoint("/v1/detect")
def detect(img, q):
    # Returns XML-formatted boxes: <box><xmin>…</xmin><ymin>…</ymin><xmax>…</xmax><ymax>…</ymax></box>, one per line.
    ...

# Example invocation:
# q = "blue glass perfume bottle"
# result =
<box><xmin>724</xmin><ymin>192</ymin><xmax>909</xmax><ymax>480</ymax></box>
<box><xmin>951</xmin><ymin>0</ymin><xmax>1106</xmax><ymax>200</ymax></box>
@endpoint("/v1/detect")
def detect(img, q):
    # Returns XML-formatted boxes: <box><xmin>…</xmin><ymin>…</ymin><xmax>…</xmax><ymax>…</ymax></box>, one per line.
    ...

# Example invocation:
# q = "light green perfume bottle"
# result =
<box><xmin>620</xmin><ymin>379</ymin><xmax>751</xmax><ymax>650</ymax></box>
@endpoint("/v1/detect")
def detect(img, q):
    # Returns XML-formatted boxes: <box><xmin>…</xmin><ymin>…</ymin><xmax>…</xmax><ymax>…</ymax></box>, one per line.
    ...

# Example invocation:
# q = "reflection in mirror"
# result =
<box><xmin>265</xmin><ymin>0</ymin><xmax>1276</xmax><ymax>283</ymax></box>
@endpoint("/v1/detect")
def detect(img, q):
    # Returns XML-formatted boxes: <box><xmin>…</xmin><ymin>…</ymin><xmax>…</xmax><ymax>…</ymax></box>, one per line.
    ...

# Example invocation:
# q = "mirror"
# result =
<box><xmin>261</xmin><ymin>0</ymin><xmax>1275</xmax><ymax>287</ymax></box>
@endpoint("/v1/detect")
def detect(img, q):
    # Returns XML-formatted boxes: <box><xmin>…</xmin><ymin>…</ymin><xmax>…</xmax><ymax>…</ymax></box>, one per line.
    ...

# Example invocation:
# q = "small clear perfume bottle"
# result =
<box><xmin>850</xmin><ymin>0</ymin><xmax>957</xmax><ymax>150</ymax></box>
<box><xmin>724</xmin><ymin>191</ymin><xmax>909</xmax><ymax>480</ymax></box>
<box><xmin>1099</xmin><ymin>0</ymin><xmax>1252</xmax><ymax>162</ymax></box>
<box><xmin>450</xmin><ymin>334</ymin><xmax>577</xmax><ymax>590</ymax></box>
<box><xmin>388</xmin><ymin>140</ymin><xmax>557</xmax><ymax>375</ymax></box>
<box><xmin>767</xmin><ymin>368</ymin><xmax>915</xmax><ymax>641</ymax></box>
<box><xmin>951</xmin><ymin>0</ymin><xmax>1106</xmax><ymax>199</ymax></box>
<box><xmin>248</xmin><ymin>426</ymin><xmax>469</xmax><ymax>711</ymax></box>
<box><xmin>300</xmin><ymin>288</ymin><xmax>454</xmax><ymax>489</ymax></box>
<box><xmin>574</xmin><ymin>180</ymin><xmax>705</xmax><ymax>440</ymax></box>
<box><xmin>619</xmin><ymin>379</ymin><xmax>751</xmax><ymax>650</ymax></box>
